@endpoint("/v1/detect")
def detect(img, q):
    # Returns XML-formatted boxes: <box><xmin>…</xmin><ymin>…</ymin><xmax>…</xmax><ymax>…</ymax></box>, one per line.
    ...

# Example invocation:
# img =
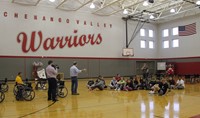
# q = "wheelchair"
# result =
<box><xmin>0</xmin><ymin>84</ymin><xmax>5</xmax><ymax>103</ymax></box>
<box><xmin>0</xmin><ymin>78</ymin><xmax>9</xmax><ymax>92</ymax></box>
<box><xmin>13</xmin><ymin>81</ymin><xmax>35</xmax><ymax>101</ymax></box>
<box><xmin>56</xmin><ymin>80</ymin><xmax>68</xmax><ymax>98</ymax></box>
<box><xmin>35</xmin><ymin>78</ymin><xmax>47</xmax><ymax>90</ymax></box>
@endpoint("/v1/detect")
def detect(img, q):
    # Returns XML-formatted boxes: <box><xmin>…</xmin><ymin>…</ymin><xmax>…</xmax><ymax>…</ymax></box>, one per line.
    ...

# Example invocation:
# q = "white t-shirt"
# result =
<box><xmin>176</xmin><ymin>79</ymin><xmax>185</xmax><ymax>87</ymax></box>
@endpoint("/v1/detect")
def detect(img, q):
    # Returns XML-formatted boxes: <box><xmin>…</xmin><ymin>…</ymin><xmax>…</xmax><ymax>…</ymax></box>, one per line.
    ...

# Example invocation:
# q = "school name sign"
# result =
<box><xmin>17</xmin><ymin>30</ymin><xmax>103</xmax><ymax>53</ymax></box>
<box><xmin>1</xmin><ymin>10</ymin><xmax>113</xmax><ymax>53</ymax></box>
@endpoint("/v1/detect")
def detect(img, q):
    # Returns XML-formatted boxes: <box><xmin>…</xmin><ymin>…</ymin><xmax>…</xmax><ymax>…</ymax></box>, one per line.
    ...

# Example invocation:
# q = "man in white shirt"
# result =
<box><xmin>176</xmin><ymin>77</ymin><xmax>185</xmax><ymax>89</ymax></box>
<box><xmin>70</xmin><ymin>61</ymin><xmax>86</xmax><ymax>95</ymax></box>
<box><xmin>46</xmin><ymin>60</ymin><xmax>58</xmax><ymax>102</ymax></box>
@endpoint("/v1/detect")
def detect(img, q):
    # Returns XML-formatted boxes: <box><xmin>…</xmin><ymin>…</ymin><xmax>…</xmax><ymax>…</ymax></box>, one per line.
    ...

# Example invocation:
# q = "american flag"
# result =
<box><xmin>178</xmin><ymin>23</ymin><xmax>196</xmax><ymax>36</ymax></box>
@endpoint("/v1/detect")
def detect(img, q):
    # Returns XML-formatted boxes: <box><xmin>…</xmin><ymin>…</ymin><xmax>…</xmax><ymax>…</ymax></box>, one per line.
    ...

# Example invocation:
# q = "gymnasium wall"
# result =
<box><xmin>164</xmin><ymin>58</ymin><xmax>200</xmax><ymax>75</ymax></box>
<box><xmin>0</xmin><ymin>1</ymin><xmax>158</xmax><ymax>80</ymax></box>
<box><xmin>0</xmin><ymin>1</ymin><xmax>157</xmax><ymax>58</ymax></box>
<box><xmin>157</xmin><ymin>15</ymin><xmax>200</xmax><ymax>58</ymax></box>
<box><xmin>0</xmin><ymin>1</ymin><xmax>200</xmax><ymax>80</ymax></box>
<box><xmin>0</xmin><ymin>57</ymin><xmax>156</xmax><ymax>80</ymax></box>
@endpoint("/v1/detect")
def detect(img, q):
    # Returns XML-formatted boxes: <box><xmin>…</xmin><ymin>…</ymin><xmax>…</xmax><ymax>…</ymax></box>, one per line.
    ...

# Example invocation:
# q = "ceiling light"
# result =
<box><xmin>90</xmin><ymin>3</ymin><xmax>95</xmax><ymax>9</ymax></box>
<box><xmin>170</xmin><ymin>8</ymin><xmax>175</xmax><ymax>13</ymax></box>
<box><xmin>196</xmin><ymin>0</ymin><xmax>200</xmax><ymax>5</ymax></box>
<box><xmin>123</xmin><ymin>9</ymin><xmax>128</xmax><ymax>14</ymax></box>
<box><xmin>149</xmin><ymin>14</ymin><xmax>155</xmax><ymax>19</ymax></box>
<box><xmin>49</xmin><ymin>0</ymin><xmax>55</xmax><ymax>2</ymax></box>
<box><xmin>143</xmin><ymin>1</ymin><xmax>149</xmax><ymax>6</ymax></box>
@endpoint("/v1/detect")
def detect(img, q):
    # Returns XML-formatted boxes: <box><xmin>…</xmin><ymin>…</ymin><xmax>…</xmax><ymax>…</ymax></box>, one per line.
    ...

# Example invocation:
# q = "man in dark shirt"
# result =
<box><xmin>158</xmin><ymin>79</ymin><xmax>169</xmax><ymax>96</ymax></box>
<box><xmin>149</xmin><ymin>78</ymin><xmax>169</xmax><ymax>95</ymax></box>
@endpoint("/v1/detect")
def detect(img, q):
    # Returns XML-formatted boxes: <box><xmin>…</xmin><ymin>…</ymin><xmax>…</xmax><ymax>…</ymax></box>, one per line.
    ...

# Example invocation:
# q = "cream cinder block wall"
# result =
<box><xmin>0</xmin><ymin>1</ymin><xmax>158</xmax><ymax>59</ymax></box>
<box><xmin>157</xmin><ymin>15</ymin><xmax>200</xmax><ymax>58</ymax></box>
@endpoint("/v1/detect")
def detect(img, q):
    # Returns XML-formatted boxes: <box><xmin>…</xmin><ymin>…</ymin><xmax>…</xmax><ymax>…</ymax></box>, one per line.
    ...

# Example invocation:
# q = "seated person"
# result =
<box><xmin>109</xmin><ymin>77</ymin><xmax>118</xmax><ymax>89</ymax></box>
<box><xmin>15</xmin><ymin>72</ymin><xmax>24</xmax><ymax>100</ymax></box>
<box><xmin>133</xmin><ymin>77</ymin><xmax>139</xmax><ymax>90</ymax></box>
<box><xmin>124</xmin><ymin>79</ymin><xmax>134</xmax><ymax>91</ymax></box>
<box><xmin>15</xmin><ymin>72</ymin><xmax>24</xmax><ymax>85</ymax></box>
<box><xmin>149</xmin><ymin>78</ymin><xmax>169</xmax><ymax>96</ymax></box>
<box><xmin>89</xmin><ymin>75</ymin><xmax>106</xmax><ymax>91</ymax></box>
<box><xmin>168</xmin><ymin>77</ymin><xmax>175</xmax><ymax>89</ymax></box>
<box><xmin>87</xmin><ymin>79</ymin><xmax>95</xmax><ymax>89</ymax></box>
<box><xmin>175</xmin><ymin>76</ymin><xmax>185</xmax><ymax>89</ymax></box>
<box><xmin>138</xmin><ymin>78</ymin><xmax>147</xmax><ymax>90</ymax></box>
<box><xmin>114</xmin><ymin>74</ymin><xmax>121</xmax><ymax>82</ymax></box>
<box><xmin>115</xmin><ymin>77</ymin><xmax>126</xmax><ymax>91</ymax></box>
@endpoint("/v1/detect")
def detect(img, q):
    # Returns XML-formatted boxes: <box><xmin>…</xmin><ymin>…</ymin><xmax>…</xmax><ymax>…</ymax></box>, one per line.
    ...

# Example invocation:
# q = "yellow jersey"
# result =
<box><xmin>15</xmin><ymin>75</ymin><xmax>23</xmax><ymax>84</ymax></box>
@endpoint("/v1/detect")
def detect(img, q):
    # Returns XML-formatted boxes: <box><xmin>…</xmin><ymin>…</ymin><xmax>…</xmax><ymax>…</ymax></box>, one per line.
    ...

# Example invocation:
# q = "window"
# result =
<box><xmin>172</xmin><ymin>39</ymin><xmax>179</xmax><ymax>47</ymax></box>
<box><xmin>163</xmin><ymin>29</ymin><xmax>169</xmax><ymax>37</ymax></box>
<box><xmin>163</xmin><ymin>40</ymin><xmax>169</xmax><ymax>48</ymax></box>
<box><xmin>149</xmin><ymin>30</ymin><xmax>153</xmax><ymax>37</ymax></box>
<box><xmin>149</xmin><ymin>41</ymin><xmax>154</xmax><ymax>49</ymax></box>
<box><xmin>140</xmin><ymin>40</ymin><xmax>146</xmax><ymax>48</ymax></box>
<box><xmin>172</xmin><ymin>27</ymin><xmax>178</xmax><ymax>36</ymax></box>
<box><xmin>140</xmin><ymin>29</ymin><xmax>145</xmax><ymax>36</ymax></box>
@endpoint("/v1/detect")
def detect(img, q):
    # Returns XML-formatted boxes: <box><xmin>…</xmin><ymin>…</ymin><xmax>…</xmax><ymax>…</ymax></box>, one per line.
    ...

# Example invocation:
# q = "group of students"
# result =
<box><xmin>149</xmin><ymin>76</ymin><xmax>185</xmax><ymax>95</ymax></box>
<box><xmin>86</xmin><ymin>74</ymin><xmax>185</xmax><ymax>96</ymax></box>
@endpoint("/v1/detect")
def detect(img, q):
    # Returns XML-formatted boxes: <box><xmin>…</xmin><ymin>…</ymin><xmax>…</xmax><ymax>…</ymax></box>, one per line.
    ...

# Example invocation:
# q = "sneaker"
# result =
<box><xmin>149</xmin><ymin>91</ymin><xmax>154</xmax><ymax>94</ymax></box>
<box><xmin>72</xmin><ymin>93</ymin><xmax>80</xmax><ymax>95</ymax></box>
<box><xmin>48</xmin><ymin>98</ymin><xmax>52</xmax><ymax>101</ymax></box>
<box><xmin>52</xmin><ymin>99</ymin><xmax>59</xmax><ymax>102</ymax></box>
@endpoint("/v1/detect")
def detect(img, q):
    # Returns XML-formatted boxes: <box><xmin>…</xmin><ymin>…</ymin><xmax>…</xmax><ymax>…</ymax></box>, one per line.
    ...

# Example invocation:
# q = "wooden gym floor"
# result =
<box><xmin>1</xmin><ymin>79</ymin><xmax>200</xmax><ymax>118</ymax></box>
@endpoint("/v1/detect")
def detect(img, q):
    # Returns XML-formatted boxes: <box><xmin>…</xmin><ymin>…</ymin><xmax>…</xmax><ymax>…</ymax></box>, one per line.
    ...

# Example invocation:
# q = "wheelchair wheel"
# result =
<box><xmin>23</xmin><ymin>90</ymin><xmax>35</xmax><ymax>101</ymax></box>
<box><xmin>1</xmin><ymin>84</ymin><xmax>9</xmax><ymax>92</ymax></box>
<box><xmin>0</xmin><ymin>91</ymin><xmax>5</xmax><ymax>103</ymax></box>
<box><xmin>13</xmin><ymin>85</ymin><xmax>18</xmax><ymax>96</ymax></box>
<box><xmin>57</xmin><ymin>86</ymin><xmax>68</xmax><ymax>98</ymax></box>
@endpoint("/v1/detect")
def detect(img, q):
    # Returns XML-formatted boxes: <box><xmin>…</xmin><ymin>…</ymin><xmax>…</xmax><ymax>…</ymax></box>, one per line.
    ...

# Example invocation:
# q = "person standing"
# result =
<box><xmin>166</xmin><ymin>64</ymin><xmax>174</xmax><ymax>77</ymax></box>
<box><xmin>46</xmin><ymin>60</ymin><xmax>58</xmax><ymax>102</ymax></box>
<box><xmin>70</xmin><ymin>61</ymin><xmax>86</xmax><ymax>95</ymax></box>
<box><xmin>141</xmin><ymin>63</ymin><xmax>149</xmax><ymax>82</ymax></box>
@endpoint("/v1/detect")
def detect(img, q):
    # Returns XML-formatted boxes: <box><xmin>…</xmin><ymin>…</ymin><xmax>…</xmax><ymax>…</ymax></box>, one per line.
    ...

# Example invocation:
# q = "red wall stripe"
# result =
<box><xmin>176</xmin><ymin>62</ymin><xmax>200</xmax><ymax>75</ymax></box>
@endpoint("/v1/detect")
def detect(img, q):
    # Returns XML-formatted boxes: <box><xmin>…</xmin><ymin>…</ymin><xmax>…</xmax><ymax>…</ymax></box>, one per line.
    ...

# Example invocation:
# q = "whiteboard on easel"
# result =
<box><xmin>37</xmin><ymin>69</ymin><xmax>47</xmax><ymax>79</ymax></box>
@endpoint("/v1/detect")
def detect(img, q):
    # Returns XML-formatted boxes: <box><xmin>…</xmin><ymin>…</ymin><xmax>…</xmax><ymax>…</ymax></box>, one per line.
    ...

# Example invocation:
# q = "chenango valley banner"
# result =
<box><xmin>0</xmin><ymin>1</ymin><xmax>125</xmax><ymax>58</ymax></box>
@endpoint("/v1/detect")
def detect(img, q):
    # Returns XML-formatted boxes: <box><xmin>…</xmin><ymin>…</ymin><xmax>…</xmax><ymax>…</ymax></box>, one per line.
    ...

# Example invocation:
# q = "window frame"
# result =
<box><xmin>149</xmin><ymin>41</ymin><xmax>154</xmax><ymax>49</ymax></box>
<box><xmin>149</xmin><ymin>29</ymin><xmax>154</xmax><ymax>37</ymax></box>
<box><xmin>163</xmin><ymin>29</ymin><xmax>169</xmax><ymax>37</ymax></box>
<box><xmin>172</xmin><ymin>39</ymin><xmax>179</xmax><ymax>48</ymax></box>
<box><xmin>163</xmin><ymin>40</ymin><xmax>169</xmax><ymax>48</ymax></box>
<box><xmin>172</xmin><ymin>27</ymin><xmax>178</xmax><ymax>36</ymax></box>
<box><xmin>140</xmin><ymin>40</ymin><xmax>146</xmax><ymax>48</ymax></box>
<box><xmin>140</xmin><ymin>28</ymin><xmax>146</xmax><ymax>37</ymax></box>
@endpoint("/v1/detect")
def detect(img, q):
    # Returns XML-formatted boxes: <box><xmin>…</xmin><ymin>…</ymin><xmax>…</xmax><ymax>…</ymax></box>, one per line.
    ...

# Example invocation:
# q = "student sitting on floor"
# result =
<box><xmin>115</xmin><ymin>77</ymin><xmax>126</xmax><ymax>91</ymax></box>
<box><xmin>89</xmin><ymin>75</ymin><xmax>107</xmax><ymax>91</ymax></box>
<box><xmin>168</xmin><ymin>77</ymin><xmax>176</xmax><ymax>89</ymax></box>
<box><xmin>175</xmin><ymin>76</ymin><xmax>185</xmax><ymax>89</ymax></box>
<box><xmin>87</xmin><ymin>79</ymin><xmax>95</xmax><ymax>89</ymax></box>
<box><xmin>124</xmin><ymin>79</ymin><xmax>134</xmax><ymax>91</ymax></box>
<box><xmin>109</xmin><ymin>77</ymin><xmax>118</xmax><ymax>89</ymax></box>
<box><xmin>133</xmin><ymin>76</ymin><xmax>139</xmax><ymax>90</ymax></box>
<box><xmin>114</xmin><ymin>74</ymin><xmax>121</xmax><ymax>82</ymax></box>
<box><xmin>149</xmin><ymin>78</ymin><xmax>169</xmax><ymax>96</ymax></box>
